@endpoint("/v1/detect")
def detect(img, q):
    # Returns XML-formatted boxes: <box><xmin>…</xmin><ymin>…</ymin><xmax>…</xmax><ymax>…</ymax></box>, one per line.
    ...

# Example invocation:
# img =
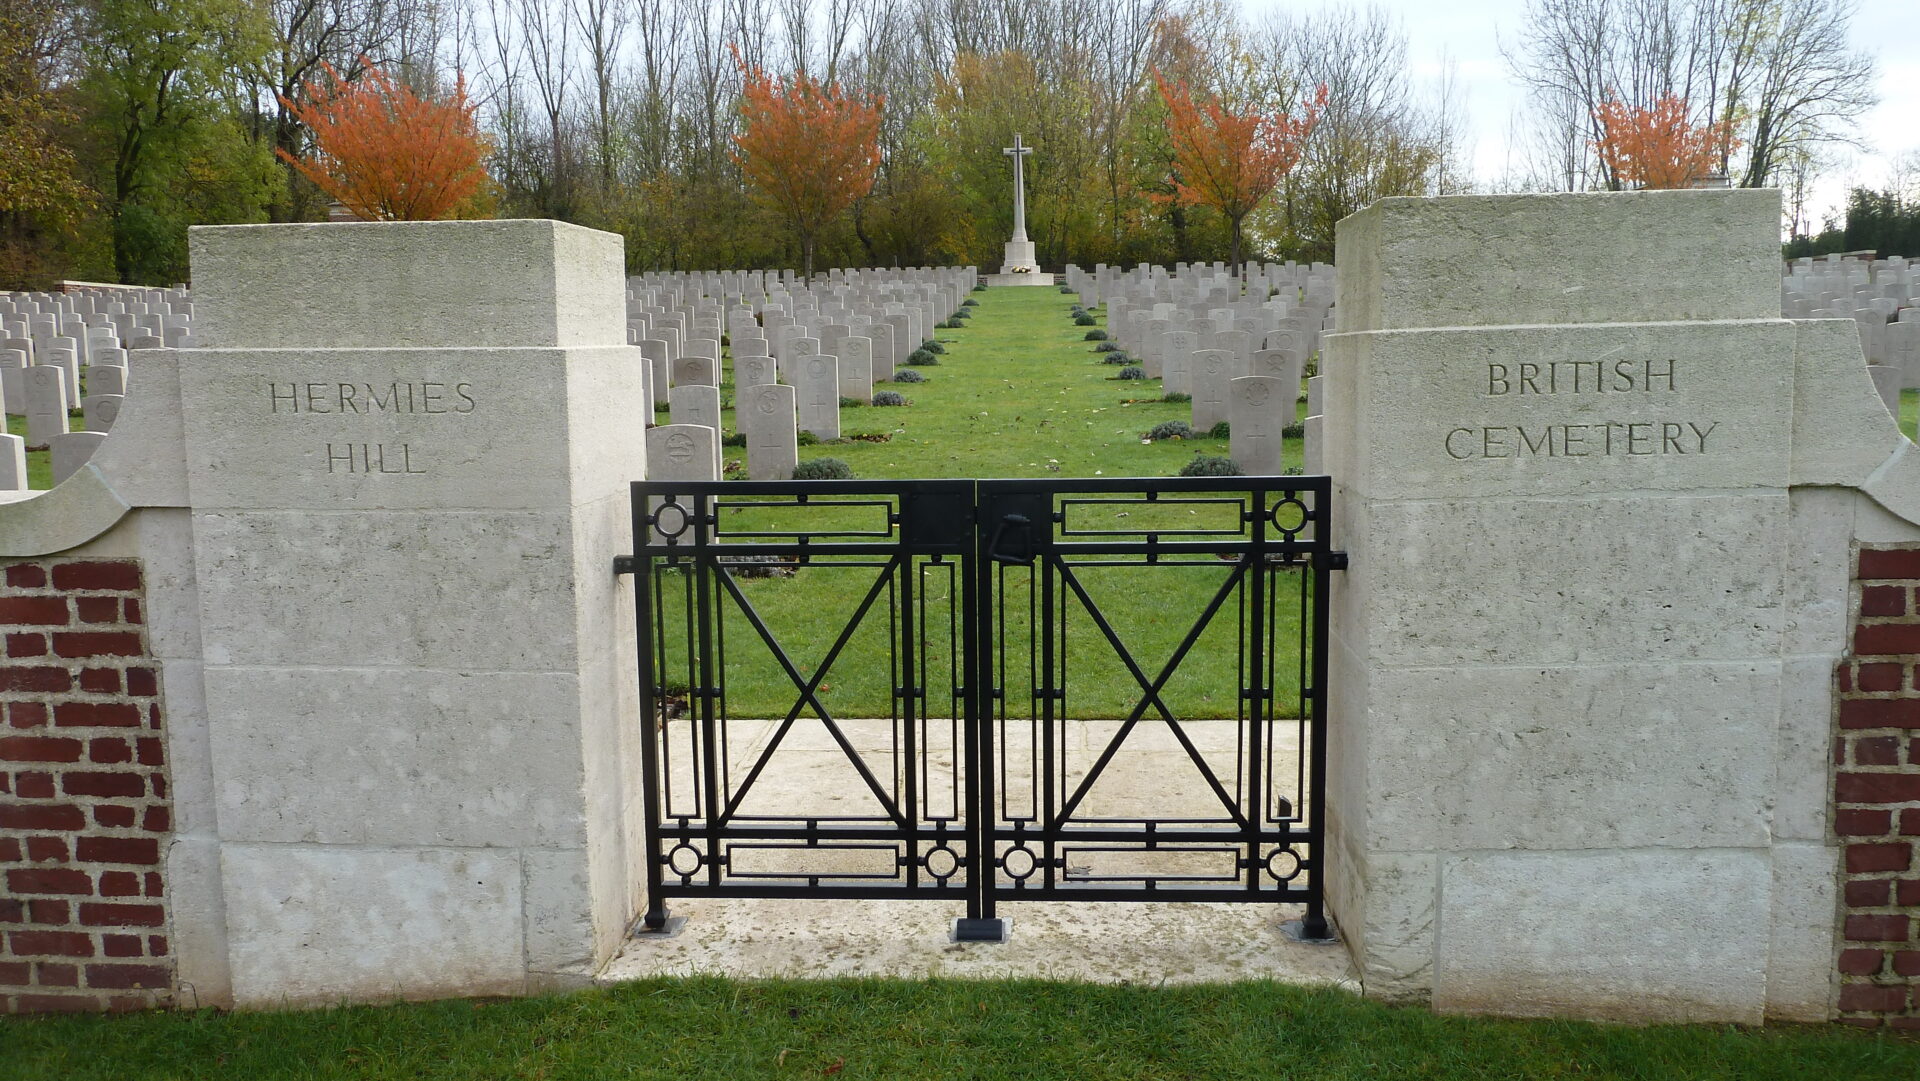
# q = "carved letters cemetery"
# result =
<box><xmin>4</xmin><ymin>1</ymin><xmax>1920</xmax><ymax>1078</ymax></box>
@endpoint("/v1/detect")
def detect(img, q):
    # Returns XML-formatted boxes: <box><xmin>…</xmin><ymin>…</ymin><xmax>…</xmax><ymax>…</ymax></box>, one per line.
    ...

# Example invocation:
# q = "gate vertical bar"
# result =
<box><xmin>1303</xmin><ymin>485</ymin><xmax>1332</xmax><ymax>939</ymax></box>
<box><xmin>1039</xmin><ymin>529</ymin><xmax>1057</xmax><ymax>892</ymax></box>
<box><xmin>693</xmin><ymin>493</ymin><xmax>723</xmax><ymax>890</ymax></box>
<box><xmin>965</xmin><ymin>483</ymin><xmax>992</xmax><ymax>926</ymax></box>
<box><xmin>900</xmin><ymin>546</ymin><xmax>920</xmax><ymax>890</ymax></box>
<box><xmin>1244</xmin><ymin>483</ymin><xmax>1267</xmax><ymax>893</ymax></box>
<box><xmin>632</xmin><ymin>484</ymin><xmax>669</xmax><ymax>930</ymax></box>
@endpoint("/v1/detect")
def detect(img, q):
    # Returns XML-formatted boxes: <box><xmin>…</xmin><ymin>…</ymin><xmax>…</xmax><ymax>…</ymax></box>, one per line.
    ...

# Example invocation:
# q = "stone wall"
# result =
<box><xmin>1835</xmin><ymin>544</ymin><xmax>1920</xmax><ymax>1029</ymax></box>
<box><xmin>0</xmin><ymin>557</ymin><xmax>172</xmax><ymax>1012</ymax></box>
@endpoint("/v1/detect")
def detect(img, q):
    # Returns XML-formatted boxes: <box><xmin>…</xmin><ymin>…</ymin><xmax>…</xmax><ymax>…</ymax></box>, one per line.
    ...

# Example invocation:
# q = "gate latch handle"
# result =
<box><xmin>987</xmin><ymin>513</ymin><xmax>1035</xmax><ymax>565</ymax></box>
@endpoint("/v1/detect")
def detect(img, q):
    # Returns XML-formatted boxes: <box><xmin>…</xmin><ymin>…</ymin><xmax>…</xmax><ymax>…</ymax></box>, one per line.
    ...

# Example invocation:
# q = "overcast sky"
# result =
<box><xmin>1243</xmin><ymin>0</ymin><xmax>1917</xmax><ymax>224</ymax></box>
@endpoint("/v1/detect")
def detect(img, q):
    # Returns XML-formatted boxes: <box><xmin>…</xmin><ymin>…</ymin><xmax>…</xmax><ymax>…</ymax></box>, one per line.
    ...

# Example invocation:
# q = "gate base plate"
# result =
<box><xmin>630</xmin><ymin>915</ymin><xmax>688</xmax><ymax>939</ymax></box>
<box><xmin>950</xmin><ymin>917</ymin><xmax>1011</xmax><ymax>943</ymax></box>
<box><xmin>1279</xmin><ymin>918</ymin><xmax>1339</xmax><ymax>945</ymax></box>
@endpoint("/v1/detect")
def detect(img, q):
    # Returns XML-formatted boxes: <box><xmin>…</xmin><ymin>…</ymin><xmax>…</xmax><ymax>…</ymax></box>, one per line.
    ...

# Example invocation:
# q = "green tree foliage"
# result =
<box><xmin>0</xmin><ymin>0</ymin><xmax>94</xmax><ymax>289</ymax></box>
<box><xmin>72</xmin><ymin>0</ymin><xmax>279</xmax><ymax>283</ymax></box>
<box><xmin>1786</xmin><ymin>188</ymin><xmax>1920</xmax><ymax>261</ymax></box>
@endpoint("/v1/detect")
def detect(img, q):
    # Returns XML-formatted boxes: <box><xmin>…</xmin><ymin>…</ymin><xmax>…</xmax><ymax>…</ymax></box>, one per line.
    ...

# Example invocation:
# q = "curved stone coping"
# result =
<box><xmin>0</xmin><ymin>346</ymin><xmax>186</xmax><ymax>556</ymax></box>
<box><xmin>1864</xmin><ymin>443</ymin><xmax>1920</xmax><ymax>526</ymax></box>
<box><xmin>1787</xmin><ymin>318</ymin><xmax>1919</xmax><ymax>528</ymax></box>
<box><xmin>0</xmin><ymin>463</ymin><xmax>131</xmax><ymax>556</ymax></box>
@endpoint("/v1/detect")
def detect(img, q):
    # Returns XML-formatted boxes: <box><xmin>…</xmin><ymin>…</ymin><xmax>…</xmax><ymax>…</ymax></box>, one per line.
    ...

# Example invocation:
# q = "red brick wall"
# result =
<box><xmin>1</xmin><ymin>559</ymin><xmax>172</xmax><ymax>1012</ymax></box>
<box><xmin>1835</xmin><ymin>546</ymin><xmax>1920</xmax><ymax>1030</ymax></box>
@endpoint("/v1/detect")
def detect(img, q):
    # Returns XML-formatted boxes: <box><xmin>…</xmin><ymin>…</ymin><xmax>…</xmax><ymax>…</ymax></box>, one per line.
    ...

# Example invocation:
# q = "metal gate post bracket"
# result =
<box><xmin>951</xmin><ymin>917</ymin><xmax>1011</xmax><ymax>943</ymax></box>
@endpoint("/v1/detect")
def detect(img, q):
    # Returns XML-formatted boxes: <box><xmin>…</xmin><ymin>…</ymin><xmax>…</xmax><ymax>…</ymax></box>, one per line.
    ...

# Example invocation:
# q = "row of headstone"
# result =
<box><xmin>1068</xmin><ymin>261</ymin><xmax>1330</xmax><ymax>475</ymax></box>
<box><xmin>0</xmin><ymin>284</ymin><xmax>187</xmax><ymax>489</ymax></box>
<box><xmin>627</xmin><ymin>267</ymin><xmax>977</xmax><ymax>483</ymax></box>
<box><xmin>1783</xmin><ymin>254</ymin><xmax>1920</xmax><ymax>418</ymax></box>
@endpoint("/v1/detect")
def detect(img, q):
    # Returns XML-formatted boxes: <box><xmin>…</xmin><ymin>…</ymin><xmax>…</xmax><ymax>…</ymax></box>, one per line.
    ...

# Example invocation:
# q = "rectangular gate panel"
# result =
<box><xmin>974</xmin><ymin>477</ymin><xmax>1330</xmax><ymax>926</ymax></box>
<box><xmin>630</xmin><ymin>480</ymin><xmax>980</xmax><ymax>929</ymax></box>
<box><xmin>629</xmin><ymin>476</ymin><xmax>1334</xmax><ymax>935</ymax></box>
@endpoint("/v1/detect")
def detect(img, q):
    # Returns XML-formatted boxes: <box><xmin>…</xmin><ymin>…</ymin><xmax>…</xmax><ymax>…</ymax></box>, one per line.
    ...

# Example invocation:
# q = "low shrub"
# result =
<box><xmin>1281</xmin><ymin>422</ymin><xmax>1304</xmax><ymax>438</ymax></box>
<box><xmin>1059</xmin><ymin>285</ymin><xmax>1075</xmax><ymax>294</ymax></box>
<box><xmin>1146</xmin><ymin>420</ymin><xmax>1193</xmax><ymax>441</ymax></box>
<box><xmin>1074</xmin><ymin>313</ymin><xmax>1097</xmax><ymax>326</ymax></box>
<box><xmin>962</xmin><ymin>298</ymin><xmax>978</xmax><ymax>307</ymax></box>
<box><xmin>793</xmin><ymin>457</ymin><xmax>854</xmax><ymax>480</ymax></box>
<box><xmin>797</xmin><ymin>430</ymin><xmax>821</xmax><ymax>446</ymax></box>
<box><xmin>921</xmin><ymin>340</ymin><xmax>945</xmax><ymax>354</ymax></box>
<box><xmin>1179</xmin><ymin>455</ymin><xmax>1244</xmax><ymax>477</ymax></box>
<box><xmin>721</xmin><ymin>432</ymin><xmax>746</xmax><ymax>447</ymax></box>
<box><xmin>891</xmin><ymin>369</ymin><xmax>927</xmax><ymax>383</ymax></box>
<box><xmin>1101</xmin><ymin>353</ymin><xmax>1132</xmax><ymax>365</ymax></box>
<box><xmin>840</xmin><ymin>396</ymin><xmax>864</xmax><ymax>407</ymax></box>
<box><xmin>1161</xmin><ymin>392</ymin><xmax>1191</xmax><ymax>404</ymax></box>
<box><xmin>872</xmin><ymin>390</ymin><xmax>909</xmax><ymax>406</ymax></box>
<box><xmin>905</xmin><ymin>349</ymin><xmax>939</xmax><ymax>366</ymax></box>
<box><xmin>1116</xmin><ymin>365</ymin><xmax>1145</xmax><ymax>380</ymax></box>
<box><xmin>1208</xmin><ymin>420</ymin><xmax>1231</xmax><ymax>439</ymax></box>
<box><xmin>1094</xmin><ymin>339</ymin><xmax>1120</xmax><ymax>351</ymax></box>
<box><xmin>972</xmin><ymin>283</ymin><xmax>987</xmax><ymax>292</ymax></box>
<box><xmin>1084</xmin><ymin>329</ymin><xmax>1109</xmax><ymax>341</ymax></box>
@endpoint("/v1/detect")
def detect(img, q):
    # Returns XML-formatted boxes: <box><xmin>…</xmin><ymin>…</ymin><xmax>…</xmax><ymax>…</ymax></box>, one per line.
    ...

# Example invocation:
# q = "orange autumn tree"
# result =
<box><xmin>1154</xmin><ymin>73</ymin><xmax>1326</xmax><ymax>272</ymax></box>
<box><xmin>732</xmin><ymin>48</ymin><xmax>882</xmax><ymax>278</ymax></box>
<box><xmin>279</xmin><ymin>62</ymin><xmax>491</xmax><ymax>221</ymax></box>
<box><xmin>1591</xmin><ymin>94</ymin><xmax>1740</xmax><ymax>191</ymax></box>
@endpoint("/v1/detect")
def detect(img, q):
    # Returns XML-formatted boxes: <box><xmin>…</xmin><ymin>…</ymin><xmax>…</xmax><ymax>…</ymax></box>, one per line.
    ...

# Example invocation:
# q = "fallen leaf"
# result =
<box><xmin>824</xmin><ymin>1059</ymin><xmax>845</xmax><ymax>1075</ymax></box>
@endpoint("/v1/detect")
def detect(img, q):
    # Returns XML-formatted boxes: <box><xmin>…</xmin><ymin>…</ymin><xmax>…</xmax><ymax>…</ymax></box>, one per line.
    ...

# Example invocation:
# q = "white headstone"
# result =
<box><xmin>669</xmin><ymin>384</ymin><xmax>724</xmax><ymax>474</ymax></box>
<box><xmin>1227</xmin><ymin>376</ymin><xmax>1285</xmax><ymax>475</ymax></box>
<box><xmin>739</xmin><ymin>383</ymin><xmax>799</xmax><ymax>481</ymax></box>
<box><xmin>24</xmin><ymin>363</ymin><xmax>67</xmax><ymax>447</ymax></box>
<box><xmin>839</xmin><ymin>336</ymin><xmax>874</xmax><ymax>403</ymax></box>
<box><xmin>1189</xmin><ymin>348</ymin><xmax>1233</xmax><ymax>430</ymax></box>
<box><xmin>49</xmin><ymin>430</ymin><xmax>104</xmax><ymax>484</ymax></box>
<box><xmin>795</xmin><ymin>354</ymin><xmax>841</xmax><ymax>440</ymax></box>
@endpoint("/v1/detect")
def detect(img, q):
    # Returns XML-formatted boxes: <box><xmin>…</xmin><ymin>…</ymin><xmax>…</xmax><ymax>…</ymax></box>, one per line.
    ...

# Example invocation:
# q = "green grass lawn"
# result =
<box><xmin>3</xmin><ymin>976</ymin><xmax>1910</xmax><ymax>1081</ymax></box>
<box><xmin>650</xmin><ymin>287</ymin><xmax>1313</xmax><ymax>720</ymax></box>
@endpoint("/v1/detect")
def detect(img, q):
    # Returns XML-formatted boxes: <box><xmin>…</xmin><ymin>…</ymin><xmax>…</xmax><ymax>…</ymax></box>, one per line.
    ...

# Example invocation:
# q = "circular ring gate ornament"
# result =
<box><xmin>1000</xmin><ymin>845</ymin><xmax>1038</xmax><ymax>882</ymax></box>
<box><xmin>667</xmin><ymin>842</ymin><xmax>703</xmax><ymax>877</ymax></box>
<box><xmin>654</xmin><ymin>500</ymin><xmax>691</xmax><ymax>539</ymax></box>
<box><xmin>1270</xmin><ymin>498</ymin><xmax>1307</xmax><ymax>535</ymax></box>
<box><xmin>1264</xmin><ymin>846</ymin><xmax>1303</xmax><ymax>882</ymax></box>
<box><xmin>924</xmin><ymin>845</ymin><xmax>960</xmax><ymax>880</ymax></box>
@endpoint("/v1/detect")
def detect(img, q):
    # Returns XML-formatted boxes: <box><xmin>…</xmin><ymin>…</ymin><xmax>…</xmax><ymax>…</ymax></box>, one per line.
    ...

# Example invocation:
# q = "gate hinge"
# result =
<box><xmin>1324</xmin><ymin>550</ymin><xmax>1350</xmax><ymax>571</ymax></box>
<box><xmin>613</xmin><ymin>554</ymin><xmax>637</xmax><ymax>576</ymax></box>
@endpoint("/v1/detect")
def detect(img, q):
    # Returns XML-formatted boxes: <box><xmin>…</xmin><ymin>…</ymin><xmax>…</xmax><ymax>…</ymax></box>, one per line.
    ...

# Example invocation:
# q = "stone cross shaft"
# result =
<box><xmin>1003</xmin><ymin>134</ymin><xmax>1033</xmax><ymax>243</ymax></box>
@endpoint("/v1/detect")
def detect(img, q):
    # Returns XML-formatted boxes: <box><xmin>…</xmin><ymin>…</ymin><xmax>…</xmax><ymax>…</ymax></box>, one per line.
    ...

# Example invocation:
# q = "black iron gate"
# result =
<box><xmin>624</xmin><ymin>476</ymin><xmax>1339</xmax><ymax>942</ymax></box>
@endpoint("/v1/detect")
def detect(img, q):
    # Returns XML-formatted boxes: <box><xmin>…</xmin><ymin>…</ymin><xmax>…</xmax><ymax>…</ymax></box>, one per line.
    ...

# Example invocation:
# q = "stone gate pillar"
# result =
<box><xmin>182</xmin><ymin>221</ymin><xmax>646</xmax><ymax>1005</ymax></box>
<box><xmin>1321</xmin><ymin>190</ymin><xmax>1838</xmax><ymax>1023</ymax></box>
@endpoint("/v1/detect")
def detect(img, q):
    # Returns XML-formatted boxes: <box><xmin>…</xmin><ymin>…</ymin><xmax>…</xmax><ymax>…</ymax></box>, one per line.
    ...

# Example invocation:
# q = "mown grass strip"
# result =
<box><xmin>3</xmin><ymin>976</ymin><xmax>1909</xmax><ymax>1081</ymax></box>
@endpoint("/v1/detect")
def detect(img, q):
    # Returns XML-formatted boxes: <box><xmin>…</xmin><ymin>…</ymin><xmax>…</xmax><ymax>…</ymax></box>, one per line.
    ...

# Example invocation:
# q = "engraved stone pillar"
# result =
<box><xmin>182</xmin><ymin>220</ymin><xmax>647</xmax><ymax>1007</ymax></box>
<box><xmin>1321</xmin><ymin>190</ymin><xmax>1830</xmax><ymax>1024</ymax></box>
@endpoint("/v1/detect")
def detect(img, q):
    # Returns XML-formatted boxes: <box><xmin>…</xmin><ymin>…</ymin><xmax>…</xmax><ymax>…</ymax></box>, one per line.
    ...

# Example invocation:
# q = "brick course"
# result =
<box><xmin>0</xmin><ymin>559</ymin><xmax>170</xmax><ymax>1013</ymax></box>
<box><xmin>1834</xmin><ymin>546</ymin><xmax>1920</xmax><ymax>1027</ymax></box>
